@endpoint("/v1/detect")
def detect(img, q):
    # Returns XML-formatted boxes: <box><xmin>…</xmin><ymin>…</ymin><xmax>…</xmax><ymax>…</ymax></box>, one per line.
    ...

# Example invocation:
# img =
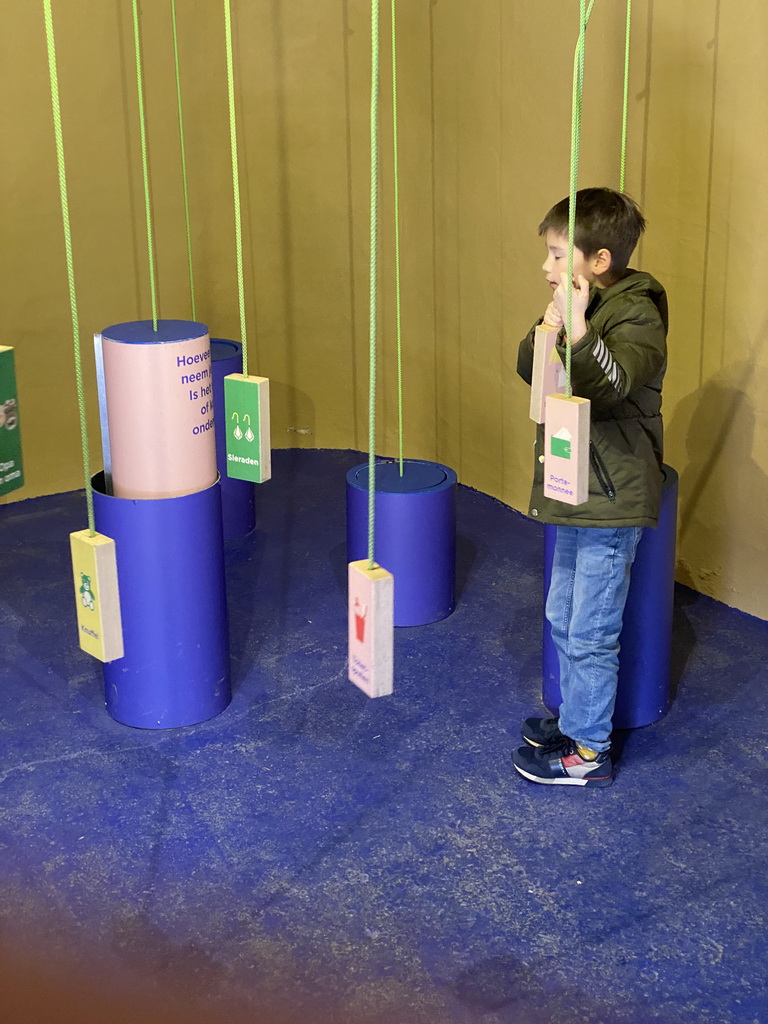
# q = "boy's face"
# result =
<box><xmin>541</xmin><ymin>230</ymin><xmax>603</xmax><ymax>289</ymax></box>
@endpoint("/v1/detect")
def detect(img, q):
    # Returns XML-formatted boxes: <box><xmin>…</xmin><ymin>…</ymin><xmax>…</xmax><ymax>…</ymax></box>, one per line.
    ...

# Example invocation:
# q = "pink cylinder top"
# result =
<box><xmin>100</xmin><ymin>320</ymin><xmax>217</xmax><ymax>499</ymax></box>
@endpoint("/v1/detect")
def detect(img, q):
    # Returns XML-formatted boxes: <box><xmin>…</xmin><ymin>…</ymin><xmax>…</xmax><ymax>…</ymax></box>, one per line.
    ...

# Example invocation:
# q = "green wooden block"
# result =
<box><xmin>0</xmin><ymin>347</ymin><xmax>23</xmax><ymax>498</ymax></box>
<box><xmin>223</xmin><ymin>373</ymin><xmax>271</xmax><ymax>483</ymax></box>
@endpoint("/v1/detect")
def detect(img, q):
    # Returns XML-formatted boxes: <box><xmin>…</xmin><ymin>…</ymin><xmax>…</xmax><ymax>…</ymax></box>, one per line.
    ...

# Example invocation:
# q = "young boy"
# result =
<box><xmin>513</xmin><ymin>187</ymin><xmax>668</xmax><ymax>788</ymax></box>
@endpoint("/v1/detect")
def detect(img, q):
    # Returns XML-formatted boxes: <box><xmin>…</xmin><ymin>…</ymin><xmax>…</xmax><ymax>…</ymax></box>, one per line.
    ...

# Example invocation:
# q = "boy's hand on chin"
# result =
<box><xmin>553</xmin><ymin>272</ymin><xmax>590</xmax><ymax>343</ymax></box>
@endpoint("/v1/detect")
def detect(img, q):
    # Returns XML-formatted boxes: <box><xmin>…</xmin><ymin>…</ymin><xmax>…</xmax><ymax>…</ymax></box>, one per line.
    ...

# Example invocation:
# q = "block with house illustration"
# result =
<box><xmin>543</xmin><ymin>393</ymin><xmax>590</xmax><ymax>505</ymax></box>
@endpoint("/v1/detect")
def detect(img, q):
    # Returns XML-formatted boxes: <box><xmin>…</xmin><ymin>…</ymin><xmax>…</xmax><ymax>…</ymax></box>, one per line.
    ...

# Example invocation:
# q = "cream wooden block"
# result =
<box><xmin>543</xmin><ymin>393</ymin><xmax>590</xmax><ymax>506</ymax></box>
<box><xmin>530</xmin><ymin>324</ymin><xmax>565</xmax><ymax>423</ymax></box>
<box><xmin>348</xmin><ymin>560</ymin><xmax>394</xmax><ymax>698</ymax></box>
<box><xmin>70</xmin><ymin>530</ymin><xmax>124</xmax><ymax>663</ymax></box>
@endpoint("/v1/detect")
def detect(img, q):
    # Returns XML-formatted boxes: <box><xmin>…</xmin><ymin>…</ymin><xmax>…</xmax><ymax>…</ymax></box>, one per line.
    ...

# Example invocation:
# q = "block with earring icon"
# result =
<box><xmin>223</xmin><ymin>373</ymin><xmax>271</xmax><ymax>483</ymax></box>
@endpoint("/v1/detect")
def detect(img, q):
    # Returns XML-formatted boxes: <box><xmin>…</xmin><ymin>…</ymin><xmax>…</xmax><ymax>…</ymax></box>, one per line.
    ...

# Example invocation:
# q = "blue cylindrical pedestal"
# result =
<box><xmin>211</xmin><ymin>339</ymin><xmax>256</xmax><ymax>540</ymax></box>
<box><xmin>346</xmin><ymin>460</ymin><xmax>457</xmax><ymax>627</ymax></box>
<box><xmin>93</xmin><ymin>473</ymin><xmax>231</xmax><ymax>729</ymax></box>
<box><xmin>543</xmin><ymin>465</ymin><xmax>678</xmax><ymax>730</ymax></box>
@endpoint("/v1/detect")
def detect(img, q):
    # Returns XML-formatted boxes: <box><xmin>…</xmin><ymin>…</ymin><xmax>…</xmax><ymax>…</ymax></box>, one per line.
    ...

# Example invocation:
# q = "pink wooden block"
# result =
<box><xmin>348</xmin><ymin>560</ymin><xmax>394</xmax><ymax>698</ymax></box>
<box><xmin>530</xmin><ymin>324</ymin><xmax>566</xmax><ymax>423</ymax></box>
<box><xmin>544</xmin><ymin>393</ymin><xmax>590</xmax><ymax>505</ymax></box>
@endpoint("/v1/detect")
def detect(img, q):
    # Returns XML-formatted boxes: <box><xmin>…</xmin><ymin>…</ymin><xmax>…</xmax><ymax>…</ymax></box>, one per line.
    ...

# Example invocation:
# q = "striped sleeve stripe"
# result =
<box><xmin>593</xmin><ymin>337</ymin><xmax>611</xmax><ymax>374</ymax></box>
<box><xmin>592</xmin><ymin>336</ymin><xmax>624</xmax><ymax>393</ymax></box>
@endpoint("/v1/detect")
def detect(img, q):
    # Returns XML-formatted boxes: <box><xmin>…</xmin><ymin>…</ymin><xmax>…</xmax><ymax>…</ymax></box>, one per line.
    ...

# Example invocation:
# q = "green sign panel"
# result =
<box><xmin>223</xmin><ymin>373</ymin><xmax>271</xmax><ymax>484</ymax></box>
<box><xmin>0</xmin><ymin>347</ymin><xmax>23</xmax><ymax>497</ymax></box>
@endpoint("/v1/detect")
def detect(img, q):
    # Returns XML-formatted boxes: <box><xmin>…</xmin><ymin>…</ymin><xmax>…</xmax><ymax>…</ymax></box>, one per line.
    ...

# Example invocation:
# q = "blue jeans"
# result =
<box><xmin>546</xmin><ymin>526</ymin><xmax>643</xmax><ymax>752</ymax></box>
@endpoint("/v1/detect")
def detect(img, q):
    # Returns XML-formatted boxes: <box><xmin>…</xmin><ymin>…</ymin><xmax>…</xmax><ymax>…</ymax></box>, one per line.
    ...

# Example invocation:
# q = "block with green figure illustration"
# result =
<box><xmin>224</xmin><ymin>373</ymin><xmax>271</xmax><ymax>483</ymax></box>
<box><xmin>70</xmin><ymin>529</ymin><xmax>124</xmax><ymax>662</ymax></box>
<box><xmin>0</xmin><ymin>346</ymin><xmax>24</xmax><ymax>497</ymax></box>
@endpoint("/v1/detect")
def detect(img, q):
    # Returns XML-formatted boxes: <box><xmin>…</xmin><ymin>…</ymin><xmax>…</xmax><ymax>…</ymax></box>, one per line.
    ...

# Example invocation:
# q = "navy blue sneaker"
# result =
<box><xmin>521</xmin><ymin>716</ymin><xmax>564</xmax><ymax>748</ymax></box>
<box><xmin>512</xmin><ymin>736</ymin><xmax>613</xmax><ymax>787</ymax></box>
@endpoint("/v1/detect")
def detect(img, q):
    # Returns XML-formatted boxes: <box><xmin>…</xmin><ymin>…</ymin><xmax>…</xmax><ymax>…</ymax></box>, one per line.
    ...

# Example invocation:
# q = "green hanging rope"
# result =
<box><xmin>390</xmin><ymin>0</ymin><xmax>404</xmax><ymax>476</ymax></box>
<box><xmin>171</xmin><ymin>0</ymin><xmax>196</xmax><ymax>321</ymax></box>
<box><xmin>43</xmin><ymin>0</ymin><xmax>94</xmax><ymax>534</ymax></box>
<box><xmin>131</xmin><ymin>0</ymin><xmax>158</xmax><ymax>331</ymax></box>
<box><xmin>368</xmin><ymin>0</ymin><xmax>380</xmax><ymax>567</ymax></box>
<box><xmin>620</xmin><ymin>0</ymin><xmax>632</xmax><ymax>192</ymax></box>
<box><xmin>224</xmin><ymin>0</ymin><xmax>249</xmax><ymax>375</ymax></box>
<box><xmin>565</xmin><ymin>0</ymin><xmax>595</xmax><ymax>398</ymax></box>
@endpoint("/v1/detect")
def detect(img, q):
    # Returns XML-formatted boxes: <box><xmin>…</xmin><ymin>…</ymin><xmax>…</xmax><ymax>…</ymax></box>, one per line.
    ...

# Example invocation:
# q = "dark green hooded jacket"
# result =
<box><xmin>517</xmin><ymin>270</ymin><xmax>668</xmax><ymax>528</ymax></box>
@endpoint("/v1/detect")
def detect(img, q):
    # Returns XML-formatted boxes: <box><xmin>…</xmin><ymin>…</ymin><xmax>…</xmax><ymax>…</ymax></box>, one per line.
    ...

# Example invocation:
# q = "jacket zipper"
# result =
<box><xmin>589</xmin><ymin>442</ymin><xmax>616</xmax><ymax>503</ymax></box>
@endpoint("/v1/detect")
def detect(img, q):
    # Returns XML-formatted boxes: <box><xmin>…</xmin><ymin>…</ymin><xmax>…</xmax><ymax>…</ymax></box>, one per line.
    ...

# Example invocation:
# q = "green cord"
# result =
<box><xmin>43</xmin><ymin>0</ymin><xmax>94</xmax><ymax>534</ymax></box>
<box><xmin>224</xmin><ymin>0</ymin><xmax>248</xmax><ymax>375</ymax></box>
<box><xmin>391</xmin><ymin>0</ymin><xmax>404</xmax><ymax>476</ymax></box>
<box><xmin>368</xmin><ymin>0</ymin><xmax>380</xmax><ymax>568</ymax></box>
<box><xmin>566</xmin><ymin>0</ymin><xmax>594</xmax><ymax>399</ymax></box>
<box><xmin>171</xmin><ymin>0</ymin><xmax>196</xmax><ymax>321</ymax></box>
<box><xmin>131</xmin><ymin>0</ymin><xmax>158</xmax><ymax>331</ymax></box>
<box><xmin>620</xmin><ymin>0</ymin><xmax>632</xmax><ymax>192</ymax></box>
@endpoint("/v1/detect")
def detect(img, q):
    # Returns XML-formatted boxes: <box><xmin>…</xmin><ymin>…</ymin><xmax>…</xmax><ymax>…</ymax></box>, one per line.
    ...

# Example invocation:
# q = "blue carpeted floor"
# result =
<box><xmin>1</xmin><ymin>449</ymin><xmax>767</xmax><ymax>1024</ymax></box>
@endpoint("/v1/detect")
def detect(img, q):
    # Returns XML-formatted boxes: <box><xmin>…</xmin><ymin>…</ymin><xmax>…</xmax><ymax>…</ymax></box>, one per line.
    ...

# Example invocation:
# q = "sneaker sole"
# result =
<box><xmin>513</xmin><ymin>762</ymin><xmax>613</xmax><ymax>788</ymax></box>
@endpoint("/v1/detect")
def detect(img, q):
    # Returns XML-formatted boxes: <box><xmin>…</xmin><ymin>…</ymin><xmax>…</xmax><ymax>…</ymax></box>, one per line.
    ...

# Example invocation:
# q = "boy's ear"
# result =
<box><xmin>592</xmin><ymin>248</ymin><xmax>613</xmax><ymax>274</ymax></box>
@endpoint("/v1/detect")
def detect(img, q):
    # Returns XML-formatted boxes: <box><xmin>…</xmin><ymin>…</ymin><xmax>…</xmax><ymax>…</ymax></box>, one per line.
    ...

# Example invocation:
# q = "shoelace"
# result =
<box><xmin>539</xmin><ymin>734</ymin><xmax>579</xmax><ymax>757</ymax></box>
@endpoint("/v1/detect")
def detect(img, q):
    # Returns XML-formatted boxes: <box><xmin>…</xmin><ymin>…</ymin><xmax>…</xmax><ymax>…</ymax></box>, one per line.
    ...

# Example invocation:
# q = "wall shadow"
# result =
<box><xmin>269</xmin><ymin>381</ymin><xmax>316</xmax><ymax>444</ymax></box>
<box><xmin>666</xmin><ymin>371</ymin><xmax>768</xmax><ymax>606</ymax></box>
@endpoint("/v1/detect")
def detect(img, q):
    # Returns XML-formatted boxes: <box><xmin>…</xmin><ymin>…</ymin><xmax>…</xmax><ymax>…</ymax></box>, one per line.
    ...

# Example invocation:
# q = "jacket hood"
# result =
<box><xmin>590</xmin><ymin>270</ymin><xmax>668</xmax><ymax>331</ymax></box>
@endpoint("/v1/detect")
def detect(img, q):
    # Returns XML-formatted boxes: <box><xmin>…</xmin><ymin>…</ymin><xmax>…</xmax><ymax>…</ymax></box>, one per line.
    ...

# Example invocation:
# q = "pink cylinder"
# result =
<box><xmin>99</xmin><ymin>320</ymin><xmax>217</xmax><ymax>499</ymax></box>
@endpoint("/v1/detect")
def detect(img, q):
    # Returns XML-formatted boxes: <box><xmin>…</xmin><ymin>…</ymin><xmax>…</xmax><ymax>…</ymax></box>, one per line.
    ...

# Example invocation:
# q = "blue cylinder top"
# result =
<box><xmin>101</xmin><ymin>319</ymin><xmax>209</xmax><ymax>345</ymax></box>
<box><xmin>348</xmin><ymin>459</ymin><xmax>456</xmax><ymax>494</ymax></box>
<box><xmin>211</xmin><ymin>339</ymin><xmax>242</xmax><ymax>361</ymax></box>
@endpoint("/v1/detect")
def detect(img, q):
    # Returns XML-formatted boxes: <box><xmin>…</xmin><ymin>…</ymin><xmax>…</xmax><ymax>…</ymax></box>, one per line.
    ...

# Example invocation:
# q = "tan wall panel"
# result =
<box><xmin>2</xmin><ymin>1</ymin><xmax>766</xmax><ymax>619</ymax></box>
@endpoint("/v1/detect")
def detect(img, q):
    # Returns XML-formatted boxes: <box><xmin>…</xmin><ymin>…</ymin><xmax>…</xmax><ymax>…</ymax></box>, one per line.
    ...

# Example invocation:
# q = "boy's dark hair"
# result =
<box><xmin>538</xmin><ymin>187</ymin><xmax>646</xmax><ymax>272</ymax></box>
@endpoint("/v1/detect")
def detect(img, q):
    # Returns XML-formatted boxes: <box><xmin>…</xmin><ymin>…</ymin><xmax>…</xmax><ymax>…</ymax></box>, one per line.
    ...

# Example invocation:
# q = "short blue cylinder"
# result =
<box><xmin>346</xmin><ymin>460</ymin><xmax>457</xmax><ymax>627</ymax></box>
<box><xmin>543</xmin><ymin>465</ymin><xmax>679</xmax><ymax>730</ymax></box>
<box><xmin>211</xmin><ymin>339</ymin><xmax>256</xmax><ymax>540</ymax></box>
<box><xmin>93</xmin><ymin>473</ymin><xmax>231</xmax><ymax>729</ymax></box>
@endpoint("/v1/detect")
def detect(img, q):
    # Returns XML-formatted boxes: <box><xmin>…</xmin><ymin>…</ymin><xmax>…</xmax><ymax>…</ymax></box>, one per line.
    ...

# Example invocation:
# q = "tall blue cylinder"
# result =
<box><xmin>93</xmin><ymin>473</ymin><xmax>231</xmax><ymax>729</ymax></box>
<box><xmin>346</xmin><ymin>460</ymin><xmax>457</xmax><ymax>627</ymax></box>
<box><xmin>543</xmin><ymin>465</ymin><xmax>679</xmax><ymax>730</ymax></box>
<box><xmin>211</xmin><ymin>339</ymin><xmax>256</xmax><ymax>540</ymax></box>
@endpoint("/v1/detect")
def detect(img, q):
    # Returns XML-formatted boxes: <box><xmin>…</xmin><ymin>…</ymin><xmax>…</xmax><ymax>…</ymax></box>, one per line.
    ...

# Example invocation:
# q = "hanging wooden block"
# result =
<box><xmin>70</xmin><ymin>530</ymin><xmax>124</xmax><ymax>663</ymax></box>
<box><xmin>348</xmin><ymin>560</ymin><xmax>394</xmax><ymax>698</ymax></box>
<box><xmin>0</xmin><ymin>346</ymin><xmax>24</xmax><ymax>497</ymax></box>
<box><xmin>530</xmin><ymin>324</ymin><xmax>566</xmax><ymax>423</ymax></box>
<box><xmin>224</xmin><ymin>373</ymin><xmax>271</xmax><ymax>483</ymax></box>
<box><xmin>543</xmin><ymin>393</ymin><xmax>590</xmax><ymax>506</ymax></box>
